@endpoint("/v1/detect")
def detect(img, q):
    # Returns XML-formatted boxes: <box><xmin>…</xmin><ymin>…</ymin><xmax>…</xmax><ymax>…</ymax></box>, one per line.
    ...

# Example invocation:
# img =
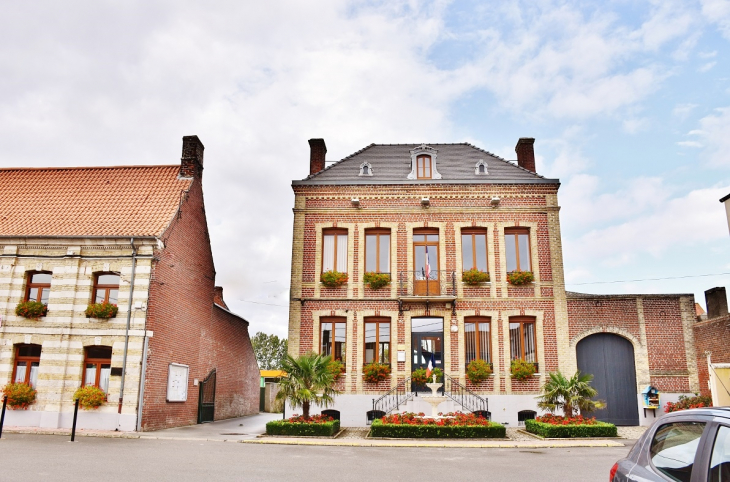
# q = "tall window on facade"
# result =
<box><xmin>365</xmin><ymin>229</ymin><xmax>390</xmax><ymax>273</ymax></box>
<box><xmin>462</xmin><ymin>229</ymin><xmax>488</xmax><ymax>272</ymax></box>
<box><xmin>321</xmin><ymin>318</ymin><xmax>347</xmax><ymax>364</ymax></box>
<box><xmin>416</xmin><ymin>155</ymin><xmax>432</xmax><ymax>179</ymax></box>
<box><xmin>464</xmin><ymin>317</ymin><xmax>490</xmax><ymax>365</ymax></box>
<box><xmin>93</xmin><ymin>273</ymin><xmax>120</xmax><ymax>304</ymax></box>
<box><xmin>25</xmin><ymin>272</ymin><xmax>52</xmax><ymax>304</ymax></box>
<box><xmin>13</xmin><ymin>344</ymin><xmax>41</xmax><ymax>387</ymax></box>
<box><xmin>509</xmin><ymin>317</ymin><xmax>536</xmax><ymax>363</ymax></box>
<box><xmin>505</xmin><ymin>228</ymin><xmax>531</xmax><ymax>272</ymax></box>
<box><xmin>83</xmin><ymin>346</ymin><xmax>112</xmax><ymax>393</ymax></box>
<box><xmin>364</xmin><ymin>318</ymin><xmax>390</xmax><ymax>364</ymax></box>
<box><xmin>322</xmin><ymin>229</ymin><xmax>348</xmax><ymax>273</ymax></box>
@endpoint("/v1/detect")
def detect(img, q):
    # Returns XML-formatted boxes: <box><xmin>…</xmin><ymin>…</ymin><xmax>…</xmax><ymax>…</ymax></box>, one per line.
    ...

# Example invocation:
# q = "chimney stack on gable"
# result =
<box><xmin>309</xmin><ymin>138</ymin><xmax>327</xmax><ymax>176</ymax></box>
<box><xmin>213</xmin><ymin>286</ymin><xmax>227</xmax><ymax>309</ymax></box>
<box><xmin>515</xmin><ymin>137</ymin><xmax>536</xmax><ymax>173</ymax></box>
<box><xmin>180</xmin><ymin>135</ymin><xmax>205</xmax><ymax>178</ymax></box>
<box><xmin>705</xmin><ymin>287</ymin><xmax>728</xmax><ymax>319</ymax></box>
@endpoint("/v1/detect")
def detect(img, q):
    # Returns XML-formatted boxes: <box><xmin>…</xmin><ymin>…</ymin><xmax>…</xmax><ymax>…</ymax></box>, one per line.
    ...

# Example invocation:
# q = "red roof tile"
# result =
<box><xmin>0</xmin><ymin>165</ymin><xmax>193</xmax><ymax>237</ymax></box>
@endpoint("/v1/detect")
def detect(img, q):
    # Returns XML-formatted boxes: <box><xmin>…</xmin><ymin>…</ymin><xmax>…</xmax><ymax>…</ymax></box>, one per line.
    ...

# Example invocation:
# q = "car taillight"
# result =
<box><xmin>609</xmin><ymin>462</ymin><xmax>618</xmax><ymax>481</ymax></box>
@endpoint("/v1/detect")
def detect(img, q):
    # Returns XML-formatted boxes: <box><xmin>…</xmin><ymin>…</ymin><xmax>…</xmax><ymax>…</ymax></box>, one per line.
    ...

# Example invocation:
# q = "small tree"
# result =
<box><xmin>251</xmin><ymin>332</ymin><xmax>288</xmax><ymax>370</ymax></box>
<box><xmin>276</xmin><ymin>353</ymin><xmax>340</xmax><ymax>420</ymax></box>
<box><xmin>536</xmin><ymin>371</ymin><xmax>606</xmax><ymax>418</ymax></box>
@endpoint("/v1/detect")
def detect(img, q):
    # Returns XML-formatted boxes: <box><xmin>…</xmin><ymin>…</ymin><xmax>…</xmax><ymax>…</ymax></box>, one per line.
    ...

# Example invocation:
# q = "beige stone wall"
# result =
<box><xmin>0</xmin><ymin>239</ymin><xmax>155</xmax><ymax>423</ymax></box>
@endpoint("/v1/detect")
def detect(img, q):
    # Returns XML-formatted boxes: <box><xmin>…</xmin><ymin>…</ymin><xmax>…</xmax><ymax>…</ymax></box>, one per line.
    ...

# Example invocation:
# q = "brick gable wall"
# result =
<box><xmin>693</xmin><ymin>313</ymin><xmax>730</xmax><ymax>396</ymax></box>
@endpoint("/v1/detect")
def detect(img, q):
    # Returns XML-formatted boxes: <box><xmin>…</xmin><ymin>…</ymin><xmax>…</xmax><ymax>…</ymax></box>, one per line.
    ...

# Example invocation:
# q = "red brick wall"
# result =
<box><xmin>141</xmin><ymin>177</ymin><xmax>259</xmax><ymax>431</ymax></box>
<box><xmin>693</xmin><ymin>314</ymin><xmax>730</xmax><ymax>396</ymax></box>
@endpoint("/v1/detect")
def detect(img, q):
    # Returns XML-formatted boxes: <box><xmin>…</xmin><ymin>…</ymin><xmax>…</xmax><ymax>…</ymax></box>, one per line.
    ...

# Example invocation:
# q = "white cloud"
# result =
<box><xmin>687</xmin><ymin>107</ymin><xmax>730</xmax><ymax>166</ymax></box>
<box><xmin>699</xmin><ymin>61</ymin><xmax>717</xmax><ymax>72</ymax></box>
<box><xmin>677</xmin><ymin>140</ymin><xmax>704</xmax><ymax>148</ymax></box>
<box><xmin>673</xmin><ymin>103</ymin><xmax>698</xmax><ymax>119</ymax></box>
<box><xmin>701</xmin><ymin>0</ymin><xmax>730</xmax><ymax>39</ymax></box>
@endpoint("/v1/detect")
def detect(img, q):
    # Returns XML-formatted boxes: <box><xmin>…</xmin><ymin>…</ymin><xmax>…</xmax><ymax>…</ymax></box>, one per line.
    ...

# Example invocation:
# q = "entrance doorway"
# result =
<box><xmin>411</xmin><ymin>317</ymin><xmax>443</xmax><ymax>391</ymax></box>
<box><xmin>576</xmin><ymin>333</ymin><xmax>639</xmax><ymax>426</ymax></box>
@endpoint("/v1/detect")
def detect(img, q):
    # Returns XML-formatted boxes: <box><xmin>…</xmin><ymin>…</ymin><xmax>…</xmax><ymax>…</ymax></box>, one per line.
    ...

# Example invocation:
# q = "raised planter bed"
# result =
<box><xmin>524</xmin><ymin>418</ymin><xmax>617</xmax><ymax>438</ymax></box>
<box><xmin>266</xmin><ymin>416</ymin><xmax>340</xmax><ymax>437</ymax></box>
<box><xmin>370</xmin><ymin>412</ymin><xmax>506</xmax><ymax>439</ymax></box>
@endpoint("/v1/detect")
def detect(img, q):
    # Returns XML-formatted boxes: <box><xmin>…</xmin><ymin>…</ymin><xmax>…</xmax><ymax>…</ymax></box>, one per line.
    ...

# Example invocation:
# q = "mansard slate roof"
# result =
<box><xmin>293</xmin><ymin>143</ymin><xmax>559</xmax><ymax>185</ymax></box>
<box><xmin>0</xmin><ymin>165</ymin><xmax>193</xmax><ymax>238</ymax></box>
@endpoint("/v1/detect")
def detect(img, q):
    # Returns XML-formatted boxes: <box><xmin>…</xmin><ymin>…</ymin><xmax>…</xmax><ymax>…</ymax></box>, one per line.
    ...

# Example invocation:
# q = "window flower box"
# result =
<box><xmin>363</xmin><ymin>362</ymin><xmax>391</xmax><ymax>383</ymax></box>
<box><xmin>466</xmin><ymin>359</ymin><xmax>493</xmax><ymax>384</ymax></box>
<box><xmin>510</xmin><ymin>359</ymin><xmax>538</xmax><ymax>381</ymax></box>
<box><xmin>328</xmin><ymin>360</ymin><xmax>345</xmax><ymax>380</ymax></box>
<box><xmin>462</xmin><ymin>269</ymin><xmax>490</xmax><ymax>285</ymax></box>
<box><xmin>73</xmin><ymin>385</ymin><xmax>107</xmax><ymax>410</ymax></box>
<box><xmin>363</xmin><ymin>272</ymin><xmax>391</xmax><ymax>289</ymax></box>
<box><xmin>15</xmin><ymin>301</ymin><xmax>48</xmax><ymax>320</ymax></box>
<box><xmin>507</xmin><ymin>270</ymin><xmax>534</xmax><ymax>285</ymax></box>
<box><xmin>85</xmin><ymin>301</ymin><xmax>118</xmax><ymax>320</ymax></box>
<box><xmin>320</xmin><ymin>270</ymin><xmax>348</xmax><ymax>288</ymax></box>
<box><xmin>2</xmin><ymin>382</ymin><xmax>37</xmax><ymax>410</ymax></box>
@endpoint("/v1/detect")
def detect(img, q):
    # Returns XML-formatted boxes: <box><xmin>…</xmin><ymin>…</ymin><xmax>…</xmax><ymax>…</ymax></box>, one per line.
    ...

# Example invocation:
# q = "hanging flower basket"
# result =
<box><xmin>363</xmin><ymin>272</ymin><xmax>391</xmax><ymax>289</ymax></box>
<box><xmin>511</xmin><ymin>359</ymin><xmax>537</xmax><ymax>381</ymax></box>
<box><xmin>320</xmin><ymin>270</ymin><xmax>348</xmax><ymax>288</ymax></box>
<box><xmin>73</xmin><ymin>386</ymin><xmax>107</xmax><ymax>410</ymax></box>
<box><xmin>507</xmin><ymin>270</ymin><xmax>534</xmax><ymax>286</ymax></box>
<box><xmin>85</xmin><ymin>302</ymin><xmax>118</xmax><ymax>320</ymax></box>
<box><xmin>466</xmin><ymin>359</ymin><xmax>493</xmax><ymax>383</ymax></box>
<box><xmin>363</xmin><ymin>362</ymin><xmax>391</xmax><ymax>383</ymax></box>
<box><xmin>15</xmin><ymin>301</ymin><xmax>48</xmax><ymax>320</ymax></box>
<box><xmin>2</xmin><ymin>382</ymin><xmax>37</xmax><ymax>409</ymax></box>
<box><xmin>462</xmin><ymin>269</ymin><xmax>490</xmax><ymax>285</ymax></box>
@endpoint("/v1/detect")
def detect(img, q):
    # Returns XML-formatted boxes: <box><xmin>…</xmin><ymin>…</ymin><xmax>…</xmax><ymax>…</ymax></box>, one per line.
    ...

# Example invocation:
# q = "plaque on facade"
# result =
<box><xmin>166</xmin><ymin>363</ymin><xmax>189</xmax><ymax>402</ymax></box>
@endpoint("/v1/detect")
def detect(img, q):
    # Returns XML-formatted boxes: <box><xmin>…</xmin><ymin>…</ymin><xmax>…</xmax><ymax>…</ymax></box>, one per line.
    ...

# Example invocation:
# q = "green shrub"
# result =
<box><xmin>371</xmin><ymin>420</ymin><xmax>506</xmax><ymax>438</ymax></box>
<box><xmin>73</xmin><ymin>385</ymin><xmax>107</xmax><ymax>410</ymax></box>
<box><xmin>15</xmin><ymin>301</ymin><xmax>48</xmax><ymax>320</ymax></box>
<box><xmin>363</xmin><ymin>362</ymin><xmax>391</xmax><ymax>383</ymax></box>
<box><xmin>466</xmin><ymin>359</ymin><xmax>493</xmax><ymax>384</ymax></box>
<box><xmin>511</xmin><ymin>359</ymin><xmax>537</xmax><ymax>381</ymax></box>
<box><xmin>266</xmin><ymin>419</ymin><xmax>340</xmax><ymax>437</ymax></box>
<box><xmin>2</xmin><ymin>382</ymin><xmax>37</xmax><ymax>409</ymax></box>
<box><xmin>320</xmin><ymin>270</ymin><xmax>348</xmax><ymax>288</ymax></box>
<box><xmin>462</xmin><ymin>268</ymin><xmax>490</xmax><ymax>285</ymax></box>
<box><xmin>85</xmin><ymin>302</ymin><xmax>118</xmax><ymax>319</ymax></box>
<box><xmin>525</xmin><ymin>419</ymin><xmax>617</xmax><ymax>438</ymax></box>
<box><xmin>363</xmin><ymin>272</ymin><xmax>391</xmax><ymax>289</ymax></box>
<box><xmin>507</xmin><ymin>270</ymin><xmax>534</xmax><ymax>285</ymax></box>
<box><xmin>411</xmin><ymin>367</ymin><xmax>443</xmax><ymax>385</ymax></box>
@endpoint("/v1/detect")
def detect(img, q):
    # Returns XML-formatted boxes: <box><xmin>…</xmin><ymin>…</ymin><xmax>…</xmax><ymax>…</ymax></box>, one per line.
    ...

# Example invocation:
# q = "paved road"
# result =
<box><xmin>0</xmin><ymin>433</ymin><xmax>630</xmax><ymax>481</ymax></box>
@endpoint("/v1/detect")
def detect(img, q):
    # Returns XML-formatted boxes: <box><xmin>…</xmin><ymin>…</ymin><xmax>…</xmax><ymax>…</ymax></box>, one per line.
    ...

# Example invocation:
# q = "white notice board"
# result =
<box><xmin>167</xmin><ymin>363</ymin><xmax>189</xmax><ymax>402</ymax></box>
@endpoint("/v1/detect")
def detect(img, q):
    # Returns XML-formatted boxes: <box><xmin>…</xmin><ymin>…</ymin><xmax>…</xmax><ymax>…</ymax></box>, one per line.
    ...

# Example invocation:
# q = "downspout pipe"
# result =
<box><xmin>118</xmin><ymin>238</ymin><xmax>137</xmax><ymax>415</ymax></box>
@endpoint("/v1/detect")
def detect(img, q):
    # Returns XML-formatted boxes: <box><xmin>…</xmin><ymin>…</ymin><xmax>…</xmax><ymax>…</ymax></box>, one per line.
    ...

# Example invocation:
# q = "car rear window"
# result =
<box><xmin>650</xmin><ymin>421</ymin><xmax>706</xmax><ymax>482</ymax></box>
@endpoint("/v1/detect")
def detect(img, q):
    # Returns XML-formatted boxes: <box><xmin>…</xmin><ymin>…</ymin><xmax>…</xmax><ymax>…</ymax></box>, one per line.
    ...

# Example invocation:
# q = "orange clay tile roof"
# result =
<box><xmin>0</xmin><ymin>165</ymin><xmax>193</xmax><ymax>237</ymax></box>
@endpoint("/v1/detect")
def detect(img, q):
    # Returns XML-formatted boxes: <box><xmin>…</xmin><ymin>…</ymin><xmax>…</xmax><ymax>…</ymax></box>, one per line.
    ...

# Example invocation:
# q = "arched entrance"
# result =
<box><xmin>576</xmin><ymin>333</ymin><xmax>639</xmax><ymax>426</ymax></box>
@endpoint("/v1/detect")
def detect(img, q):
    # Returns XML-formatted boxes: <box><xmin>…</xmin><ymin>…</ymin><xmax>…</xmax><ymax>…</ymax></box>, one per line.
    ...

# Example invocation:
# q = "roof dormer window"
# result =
<box><xmin>407</xmin><ymin>144</ymin><xmax>442</xmax><ymax>180</ymax></box>
<box><xmin>359</xmin><ymin>161</ymin><xmax>373</xmax><ymax>177</ymax></box>
<box><xmin>475</xmin><ymin>159</ymin><xmax>488</xmax><ymax>175</ymax></box>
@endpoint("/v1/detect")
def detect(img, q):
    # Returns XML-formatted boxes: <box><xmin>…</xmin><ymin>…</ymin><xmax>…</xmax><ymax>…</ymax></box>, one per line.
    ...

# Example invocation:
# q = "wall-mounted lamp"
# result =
<box><xmin>351</xmin><ymin>198</ymin><xmax>360</xmax><ymax>207</ymax></box>
<box><xmin>421</xmin><ymin>197</ymin><xmax>430</xmax><ymax>207</ymax></box>
<box><xmin>490</xmin><ymin>196</ymin><xmax>501</xmax><ymax>207</ymax></box>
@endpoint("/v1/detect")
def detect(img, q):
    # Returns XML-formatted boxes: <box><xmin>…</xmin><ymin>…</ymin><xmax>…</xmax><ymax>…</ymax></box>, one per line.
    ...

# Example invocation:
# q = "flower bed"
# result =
<box><xmin>665</xmin><ymin>394</ymin><xmax>712</xmax><ymax>413</ymax></box>
<box><xmin>525</xmin><ymin>415</ymin><xmax>617</xmax><ymax>438</ymax></box>
<box><xmin>370</xmin><ymin>412</ymin><xmax>506</xmax><ymax>439</ymax></box>
<box><xmin>266</xmin><ymin>414</ymin><xmax>340</xmax><ymax>437</ymax></box>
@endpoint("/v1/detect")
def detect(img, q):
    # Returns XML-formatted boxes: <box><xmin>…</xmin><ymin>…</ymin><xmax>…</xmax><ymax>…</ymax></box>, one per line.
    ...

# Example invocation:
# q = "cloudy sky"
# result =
<box><xmin>2</xmin><ymin>0</ymin><xmax>730</xmax><ymax>337</ymax></box>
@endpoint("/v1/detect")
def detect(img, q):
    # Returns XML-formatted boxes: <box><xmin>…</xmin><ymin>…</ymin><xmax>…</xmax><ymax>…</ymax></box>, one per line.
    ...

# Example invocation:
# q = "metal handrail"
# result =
<box><xmin>397</xmin><ymin>270</ymin><xmax>457</xmax><ymax>297</ymax></box>
<box><xmin>372</xmin><ymin>377</ymin><xmax>414</xmax><ymax>415</ymax></box>
<box><xmin>442</xmin><ymin>372</ymin><xmax>489</xmax><ymax>415</ymax></box>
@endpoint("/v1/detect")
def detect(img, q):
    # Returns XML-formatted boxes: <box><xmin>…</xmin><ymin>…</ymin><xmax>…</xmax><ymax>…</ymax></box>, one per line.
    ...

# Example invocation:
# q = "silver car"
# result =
<box><xmin>611</xmin><ymin>407</ymin><xmax>730</xmax><ymax>481</ymax></box>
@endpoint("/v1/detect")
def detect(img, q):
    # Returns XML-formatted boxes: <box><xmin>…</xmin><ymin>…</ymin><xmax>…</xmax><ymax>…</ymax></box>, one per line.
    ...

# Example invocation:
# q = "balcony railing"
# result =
<box><xmin>397</xmin><ymin>270</ymin><xmax>456</xmax><ymax>298</ymax></box>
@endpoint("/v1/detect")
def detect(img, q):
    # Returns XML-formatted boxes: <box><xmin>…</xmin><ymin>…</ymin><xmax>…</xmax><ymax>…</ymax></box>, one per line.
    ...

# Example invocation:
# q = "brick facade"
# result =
<box><xmin>693</xmin><ymin>313</ymin><xmax>730</xmax><ymax>396</ymax></box>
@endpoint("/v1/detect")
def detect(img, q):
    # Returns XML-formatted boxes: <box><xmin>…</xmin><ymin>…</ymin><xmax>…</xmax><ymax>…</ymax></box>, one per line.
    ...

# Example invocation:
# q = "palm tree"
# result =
<box><xmin>537</xmin><ymin>371</ymin><xmax>606</xmax><ymax>417</ymax></box>
<box><xmin>276</xmin><ymin>353</ymin><xmax>340</xmax><ymax>420</ymax></box>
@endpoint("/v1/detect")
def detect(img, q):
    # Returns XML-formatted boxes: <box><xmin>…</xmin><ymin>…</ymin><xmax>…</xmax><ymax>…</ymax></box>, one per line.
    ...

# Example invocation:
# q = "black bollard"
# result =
<box><xmin>70</xmin><ymin>398</ymin><xmax>80</xmax><ymax>442</ymax></box>
<box><xmin>282</xmin><ymin>400</ymin><xmax>286</xmax><ymax>420</ymax></box>
<box><xmin>0</xmin><ymin>395</ymin><xmax>7</xmax><ymax>439</ymax></box>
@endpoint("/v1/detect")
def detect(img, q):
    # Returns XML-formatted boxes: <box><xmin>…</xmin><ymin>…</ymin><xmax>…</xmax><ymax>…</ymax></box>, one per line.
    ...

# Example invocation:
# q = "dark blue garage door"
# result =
<box><xmin>576</xmin><ymin>333</ymin><xmax>639</xmax><ymax>426</ymax></box>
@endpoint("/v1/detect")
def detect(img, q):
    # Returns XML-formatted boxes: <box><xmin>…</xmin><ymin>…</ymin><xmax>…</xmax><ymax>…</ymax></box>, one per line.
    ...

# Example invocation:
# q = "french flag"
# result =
<box><xmin>424</xmin><ymin>245</ymin><xmax>431</xmax><ymax>279</ymax></box>
<box><xmin>425</xmin><ymin>352</ymin><xmax>435</xmax><ymax>379</ymax></box>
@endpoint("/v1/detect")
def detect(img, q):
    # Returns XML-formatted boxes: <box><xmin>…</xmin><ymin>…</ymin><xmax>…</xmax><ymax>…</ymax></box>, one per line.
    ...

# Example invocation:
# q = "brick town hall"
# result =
<box><xmin>287</xmin><ymin>138</ymin><xmax>700</xmax><ymax>427</ymax></box>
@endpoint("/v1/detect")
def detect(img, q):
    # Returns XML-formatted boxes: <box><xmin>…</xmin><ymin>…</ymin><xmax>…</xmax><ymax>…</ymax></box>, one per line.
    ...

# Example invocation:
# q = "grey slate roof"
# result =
<box><xmin>293</xmin><ymin>143</ymin><xmax>559</xmax><ymax>185</ymax></box>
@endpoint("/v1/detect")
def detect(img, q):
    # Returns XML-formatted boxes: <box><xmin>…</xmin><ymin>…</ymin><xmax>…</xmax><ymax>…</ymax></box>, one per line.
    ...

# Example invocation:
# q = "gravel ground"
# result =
<box><xmin>617</xmin><ymin>426</ymin><xmax>648</xmax><ymax>440</ymax></box>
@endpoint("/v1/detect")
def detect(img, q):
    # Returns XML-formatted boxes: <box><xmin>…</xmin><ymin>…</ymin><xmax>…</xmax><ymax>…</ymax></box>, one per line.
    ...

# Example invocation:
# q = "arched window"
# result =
<box><xmin>83</xmin><ymin>346</ymin><xmax>112</xmax><ymax>393</ymax></box>
<box><xmin>359</xmin><ymin>161</ymin><xmax>373</xmax><ymax>176</ymax></box>
<box><xmin>475</xmin><ymin>160</ymin><xmax>488</xmax><ymax>175</ymax></box>
<box><xmin>93</xmin><ymin>273</ymin><xmax>120</xmax><ymax>304</ymax></box>
<box><xmin>13</xmin><ymin>344</ymin><xmax>42</xmax><ymax>387</ymax></box>
<box><xmin>25</xmin><ymin>272</ymin><xmax>52</xmax><ymax>304</ymax></box>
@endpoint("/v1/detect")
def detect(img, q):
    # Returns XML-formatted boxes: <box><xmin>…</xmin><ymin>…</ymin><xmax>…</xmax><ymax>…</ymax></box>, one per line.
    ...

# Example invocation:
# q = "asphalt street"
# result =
<box><xmin>0</xmin><ymin>433</ymin><xmax>630</xmax><ymax>482</ymax></box>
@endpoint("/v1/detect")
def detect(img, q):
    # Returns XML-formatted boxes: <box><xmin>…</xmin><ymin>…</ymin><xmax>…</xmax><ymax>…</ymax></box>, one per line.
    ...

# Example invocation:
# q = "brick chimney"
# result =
<box><xmin>213</xmin><ymin>286</ymin><xmax>228</xmax><ymax>309</ymax></box>
<box><xmin>180</xmin><ymin>135</ymin><xmax>204</xmax><ymax>178</ymax></box>
<box><xmin>309</xmin><ymin>138</ymin><xmax>327</xmax><ymax>176</ymax></box>
<box><xmin>705</xmin><ymin>287</ymin><xmax>728</xmax><ymax>319</ymax></box>
<box><xmin>515</xmin><ymin>137</ymin><xmax>536</xmax><ymax>173</ymax></box>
